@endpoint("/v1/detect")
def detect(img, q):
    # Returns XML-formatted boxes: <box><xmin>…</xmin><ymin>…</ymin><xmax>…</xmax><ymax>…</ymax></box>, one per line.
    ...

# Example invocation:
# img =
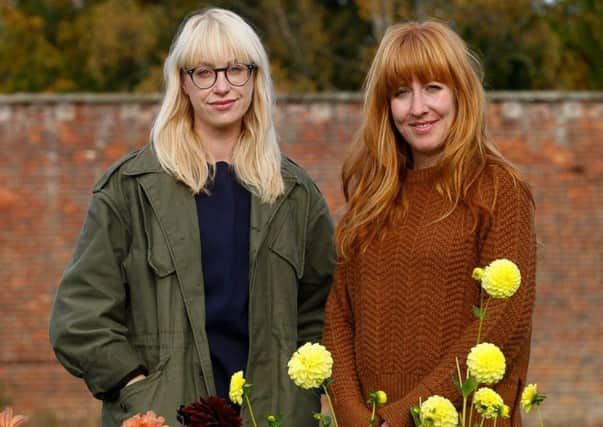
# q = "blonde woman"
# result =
<box><xmin>50</xmin><ymin>8</ymin><xmax>335</xmax><ymax>426</ymax></box>
<box><xmin>323</xmin><ymin>20</ymin><xmax>536</xmax><ymax>426</ymax></box>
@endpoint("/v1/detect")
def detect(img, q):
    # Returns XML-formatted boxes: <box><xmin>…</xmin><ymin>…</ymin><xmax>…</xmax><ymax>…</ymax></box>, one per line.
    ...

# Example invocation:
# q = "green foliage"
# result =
<box><xmin>446</xmin><ymin>0</ymin><xmax>563</xmax><ymax>89</ymax></box>
<box><xmin>0</xmin><ymin>0</ymin><xmax>601</xmax><ymax>92</ymax></box>
<box><xmin>56</xmin><ymin>0</ymin><xmax>161</xmax><ymax>91</ymax></box>
<box><xmin>452</xmin><ymin>375</ymin><xmax>478</xmax><ymax>399</ymax></box>
<box><xmin>0</xmin><ymin>3</ymin><xmax>64</xmax><ymax>91</ymax></box>
<box><xmin>410</xmin><ymin>404</ymin><xmax>421</xmax><ymax>427</ymax></box>
<box><xmin>548</xmin><ymin>0</ymin><xmax>603</xmax><ymax>89</ymax></box>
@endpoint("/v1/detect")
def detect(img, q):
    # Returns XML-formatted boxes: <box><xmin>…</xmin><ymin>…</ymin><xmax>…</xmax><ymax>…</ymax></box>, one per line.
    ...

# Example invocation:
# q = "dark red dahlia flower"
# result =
<box><xmin>177</xmin><ymin>396</ymin><xmax>242</xmax><ymax>427</ymax></box>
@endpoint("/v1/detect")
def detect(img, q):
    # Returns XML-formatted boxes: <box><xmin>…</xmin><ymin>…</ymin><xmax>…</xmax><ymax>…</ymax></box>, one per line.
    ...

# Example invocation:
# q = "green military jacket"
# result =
<box><xmin>49</xmin><ymin>144</ymin><xmax>336</xmax><ymax>426</ymax></box>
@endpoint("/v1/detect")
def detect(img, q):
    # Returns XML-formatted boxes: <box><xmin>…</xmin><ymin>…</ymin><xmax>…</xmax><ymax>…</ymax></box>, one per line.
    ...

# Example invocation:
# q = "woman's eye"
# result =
<box><xmin>395</xmin><ymin>88</ymin><xmax>409</xmax><ymax>97</ymax></box>
<box><xmin>228</xmin><ymin>65</ymin><xmax>245</xmax><ymax>75</ymax></box>
<box><xmin>195</xmin><ymin>68</ymin><xmax>212</xmax><ymax>78</ymax></box>
<box><xmin>426</xmin><ymin>84</ymin><xmax>442</xmax><ymax>92</ymax></box>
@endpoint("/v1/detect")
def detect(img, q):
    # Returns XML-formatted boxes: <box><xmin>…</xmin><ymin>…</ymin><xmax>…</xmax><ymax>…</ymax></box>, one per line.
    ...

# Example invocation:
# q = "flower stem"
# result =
<box><xmin>244</xmin><ymin>394</ymin><xmax>258</xmax><ymax>427</ymax></box>
<box><xmin>537</xmin><ymin>406</ymin><xmax>544</xmax><ymax>427</ymax></box>
<box><xmin>456</xmin><ymin>358</ymin><xmax>466</xmax><ymax>427</ymax></box>
<box><xmin>369</xmin><ymin>402</ymin><xmax>376</xmax><ymax>426</ymax></box>
<box><xmin>476</xmin><ymin>295</ymin><xmax>491</xmax><ymax>345</ymax></box>
<box><xmin>479</xmin><ymin>416</ymin><xmax>485</xmax><ymax>427</ymax></box>
<box><xmin>468</xmin><ymin>403</ymin><xmax>474</xmax><ymax>427</ymax></box>
<box><xmin>322</xmin><ymin>385</ymin><xmax>339</xmax><ymax>427</ymax></box>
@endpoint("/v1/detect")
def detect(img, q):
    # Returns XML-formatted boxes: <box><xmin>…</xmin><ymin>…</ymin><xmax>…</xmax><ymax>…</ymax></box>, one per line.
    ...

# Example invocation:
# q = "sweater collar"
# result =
<box><xmin>405</xmin><ymin>165</ymin><xmax>438</xmax><ymax>184</ymax></box>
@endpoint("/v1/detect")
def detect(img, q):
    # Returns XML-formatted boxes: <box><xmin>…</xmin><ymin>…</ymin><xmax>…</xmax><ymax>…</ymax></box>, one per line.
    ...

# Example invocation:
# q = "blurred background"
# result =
<box><xmin>1</xmin><ymin>0</ymin><xmax>602</xmax><ymax>426</ymax></box>
<box><xmin>1</xmin><ymin>0</ymin><xmax>603</xmax><ymax>93</ymax></box>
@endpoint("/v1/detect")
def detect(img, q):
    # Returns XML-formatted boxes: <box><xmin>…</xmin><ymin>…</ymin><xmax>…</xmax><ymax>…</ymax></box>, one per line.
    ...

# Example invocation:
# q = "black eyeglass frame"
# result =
<box><xmin>182</xmin><ymin>63</ymin><xmax>257</xmax><ymax>90</ymax></box>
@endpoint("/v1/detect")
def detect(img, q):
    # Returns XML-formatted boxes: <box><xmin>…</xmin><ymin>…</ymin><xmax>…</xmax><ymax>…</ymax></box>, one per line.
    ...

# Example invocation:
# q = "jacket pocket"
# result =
<box><xmin>268</xmin><ymin>203</ymin><xmax>305</xmax><ymax>279</ymax></box>
<box><xmin>104</xmin><ymin>355</ymin><xmax>171</xmax><ymax>425</ymax></box>
<box><xmin>140</xmin><ymin>196</ymin><xmax>175</xmax><ymax>278</ymax></box>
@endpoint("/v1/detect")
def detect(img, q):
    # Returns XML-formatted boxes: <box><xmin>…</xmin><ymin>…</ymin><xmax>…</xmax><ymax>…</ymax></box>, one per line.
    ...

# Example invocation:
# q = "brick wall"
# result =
<box><xmin>0</xmin><ymin>93</ymin><xmax>601</xmax><ymax>426</ymax></box>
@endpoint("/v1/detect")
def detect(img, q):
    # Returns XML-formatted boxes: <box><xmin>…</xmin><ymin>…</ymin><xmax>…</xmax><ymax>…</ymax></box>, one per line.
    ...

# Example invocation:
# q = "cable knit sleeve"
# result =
<box><xmin>323</xmin><ymin>258</ymin><xmax>374</xmax><ymax>426</ymax></box>
<box><xmin>378</xmin><ymin>167</ymin><xmax>537</xmax><ymax>427</ymax></box>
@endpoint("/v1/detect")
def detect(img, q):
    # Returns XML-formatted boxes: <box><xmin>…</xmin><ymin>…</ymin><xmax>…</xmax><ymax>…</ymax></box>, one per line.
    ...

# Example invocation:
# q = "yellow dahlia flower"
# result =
<box><xmin>229</xmin><ymin>370</ymin><xmax>246</xmax><ymax>405</ymax></box>
<box><xmin>476</xmin><ymin>259</ymin><xmax>521</xmax><ymax>299</ymax></box>
<box><xmin>369</xmin><ymin>390</ymin><xmax>388</xmax><ymax>405</ymax></box>
<box><xmin>521</xmin><ymin>384</ymin><xmax>540</xmax><ymax>413</ymax></box>
<box><xmin>420</xmin><ymin>395</ymin><xmax>459</xmax><ymax>427</ymax></box>
<box><xmin>467</xmin><ymin>342</ymin><xmax>506</xmax><ymax>385</ymax></box>
<box><xmin>498</xmin><ymin>404</ymin><xmax>510</xmax><ymax>418</ymax></box>
<box><xmin>288</xmin><ymin>342</ymin><xmax>333</xmax><ymax>389</ymax></box>
<box><xmin>472</xmin><ymin>387</ymin><xmax>505</xmax><ymax>419</ymax></box>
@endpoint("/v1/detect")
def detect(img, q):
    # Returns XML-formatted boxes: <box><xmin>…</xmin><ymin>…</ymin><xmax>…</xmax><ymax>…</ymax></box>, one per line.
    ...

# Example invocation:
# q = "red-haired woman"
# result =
<box><xmin>323</xmin><ymin>20</ymin><xmax>536</xmax><ymax>427</ymax></box>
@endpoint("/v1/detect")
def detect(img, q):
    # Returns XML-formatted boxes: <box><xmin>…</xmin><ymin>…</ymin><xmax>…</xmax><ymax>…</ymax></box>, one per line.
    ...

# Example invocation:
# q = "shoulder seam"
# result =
<box><xmin>93</xmin><ymin>149</ymin><xmax>141</xmax><ymax>193</ymax></box>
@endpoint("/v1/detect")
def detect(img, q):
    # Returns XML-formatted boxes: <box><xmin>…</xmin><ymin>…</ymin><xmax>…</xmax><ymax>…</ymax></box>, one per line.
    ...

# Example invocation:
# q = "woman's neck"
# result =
<box><xmin>194</xmin><ymin>121</ymin><xmax>241</xmax><ymax>163</ymax></box>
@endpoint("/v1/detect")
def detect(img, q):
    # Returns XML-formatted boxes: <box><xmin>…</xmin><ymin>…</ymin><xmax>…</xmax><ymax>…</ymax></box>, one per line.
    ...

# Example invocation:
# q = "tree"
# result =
<box><xmin>549</xmin><ymin>0</ymin><xmax>603</xmax><ymax>89</ymax></box>
<box><xmin>56</xmin><ymin>0</ymin><xmax>160</xmax><ymax>91</ymax></box>
<box><xmin>353</xmin><ymin>0</ymin><xmax>564</xmax><ymax>90</ymax></box>
<box><xmin>0</xmin><ymin>3</ymin><xmax>65</xmax><ymax>91</ymax></box>
<box><xmin>448</xmin><ymin>0</ymin><xmax>562</xmax><ymax>89</ymax></box>
<box><xmin>0</xmin><ymin>0</ymin><xmax>599</xmax><ymax>91</ymax></box>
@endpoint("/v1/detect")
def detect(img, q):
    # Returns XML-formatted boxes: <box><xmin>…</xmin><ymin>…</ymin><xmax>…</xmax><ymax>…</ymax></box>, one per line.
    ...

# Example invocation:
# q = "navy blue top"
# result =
<box><xmin>195</xmin><ymin>162</ymin><xmax>251</xmax><ymax>400</ymax></box>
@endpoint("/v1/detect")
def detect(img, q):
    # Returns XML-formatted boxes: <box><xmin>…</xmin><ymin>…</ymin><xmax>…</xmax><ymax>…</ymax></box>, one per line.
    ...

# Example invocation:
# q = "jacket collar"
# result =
<box><xmin>122</xmin><ymin>144</ymin><xmax>299</xmax><ymax>241</ymax></box>
<box><xmin>122</xmin><ymin>142</ymin><xmax>299</xmax><ymax>276</ymax></box>
<box><xmin>122</xmin><ymin>143</ymin><xmax>164</xmax><ymax>175</ymax></box>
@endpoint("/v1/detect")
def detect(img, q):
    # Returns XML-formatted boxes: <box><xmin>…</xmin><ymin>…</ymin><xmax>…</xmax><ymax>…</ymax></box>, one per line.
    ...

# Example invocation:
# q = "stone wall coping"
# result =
<box><xmin>2</xmin><ymin>91</ymin><xmax>603</xmax><ymax>105</ymax></box>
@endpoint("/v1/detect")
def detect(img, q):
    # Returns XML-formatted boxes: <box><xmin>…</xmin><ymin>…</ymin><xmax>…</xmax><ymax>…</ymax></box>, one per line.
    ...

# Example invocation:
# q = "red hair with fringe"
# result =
<box><xmin>337</xmin><ymin>20</ymin><xmax>531</xmax><ymax>259</ymax></box>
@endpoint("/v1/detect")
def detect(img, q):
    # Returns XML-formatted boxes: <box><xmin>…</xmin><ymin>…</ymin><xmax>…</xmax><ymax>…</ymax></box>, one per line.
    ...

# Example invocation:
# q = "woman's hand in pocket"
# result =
<box><xmin>125</xmin><ymin>374</ymin><xmax>146</xmax><ymax>387</ymax></box>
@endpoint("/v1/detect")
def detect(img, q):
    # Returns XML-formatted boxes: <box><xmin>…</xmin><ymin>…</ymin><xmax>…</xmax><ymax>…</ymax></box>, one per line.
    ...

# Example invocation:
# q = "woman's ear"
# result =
<box><xmin>181</xmin><ymin>73</ymin><xmax>189</xmax><ymax>96</ymax></box>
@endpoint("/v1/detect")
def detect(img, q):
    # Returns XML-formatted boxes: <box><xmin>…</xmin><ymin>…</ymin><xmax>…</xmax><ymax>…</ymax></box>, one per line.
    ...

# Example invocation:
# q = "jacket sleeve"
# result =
<box><xmin>49</xmin><ymin>189</ymin><xmax>144</xmax><ymax>400</ymax></box>
<box><xmin>378</xmin><ymin>172</ymin><xmax>537</xmax><ymax>427</ymax></box>
<box><xmin>323</xmin><ymin>259</ymin><xmax>374</xmax><ymax>425</ymax></box>
<box><xmin>296</xmin><ymin>183</ymin><xmax>336</xmax><ymax>346</ymax></box>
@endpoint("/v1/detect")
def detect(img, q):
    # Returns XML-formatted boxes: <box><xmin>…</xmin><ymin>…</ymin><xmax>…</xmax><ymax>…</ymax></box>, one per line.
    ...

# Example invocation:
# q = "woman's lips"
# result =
<box><xmin>410</xmin><ymin>119</ymin><xmax>437</xmax><ymax>134</ymax></box>
<box><xmin>211</xmin><ymin>99</ymin><xmax>236</xmax><ymax>111</ymax></box>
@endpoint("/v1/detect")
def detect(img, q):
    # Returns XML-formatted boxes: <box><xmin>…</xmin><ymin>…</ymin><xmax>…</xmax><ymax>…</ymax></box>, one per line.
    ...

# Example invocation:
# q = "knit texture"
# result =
<box><xmin>324</xmin><ymin>164</ymin><xmax>536</xmax><ymax>427</ymax></box>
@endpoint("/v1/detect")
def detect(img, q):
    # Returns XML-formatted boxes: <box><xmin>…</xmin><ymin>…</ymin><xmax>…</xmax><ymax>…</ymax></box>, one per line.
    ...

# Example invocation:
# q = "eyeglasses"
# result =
<box><xmin>183</xmin><ymin>63</ymin><xmax>257</xmax><ymax>90</ymax></box>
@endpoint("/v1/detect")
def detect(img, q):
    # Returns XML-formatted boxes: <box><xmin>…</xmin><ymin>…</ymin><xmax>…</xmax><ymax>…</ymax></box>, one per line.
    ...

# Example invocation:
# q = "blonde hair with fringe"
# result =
<box><xmin>151</xmin><ymin>8</ymin><xmax>283</xmax><ymax>203</ymax></box>
<box><xmin>337</xmin><ymin>20</ymin><xmax>531</xmax><ymax>259</ymax></box>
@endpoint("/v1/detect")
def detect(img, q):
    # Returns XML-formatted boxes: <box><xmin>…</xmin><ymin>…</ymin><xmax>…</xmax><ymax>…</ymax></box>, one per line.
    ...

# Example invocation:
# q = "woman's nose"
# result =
<box><xmin>213</xmin><ymin>70</ymin><xmax>230</xmax><ymax>93</ymax></box>
<box><xmin>410</xmin><ymin>92</ymin><xmax>427</xmax><ymax>116</ymax></box>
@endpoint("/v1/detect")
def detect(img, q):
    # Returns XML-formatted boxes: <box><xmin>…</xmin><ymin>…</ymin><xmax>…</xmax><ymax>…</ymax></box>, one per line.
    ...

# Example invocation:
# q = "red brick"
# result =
<box><xmin>0</xmin><ymin>93</ymin><xmax>601</xmax><ymax>427</ymax></box>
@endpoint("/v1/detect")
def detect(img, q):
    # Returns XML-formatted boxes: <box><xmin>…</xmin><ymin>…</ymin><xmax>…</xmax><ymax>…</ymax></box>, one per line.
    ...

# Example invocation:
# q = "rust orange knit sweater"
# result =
<box><xmin>324</xmin><ymin>164</ymin><xmax>536</xmax><ymax>427</ymax></box>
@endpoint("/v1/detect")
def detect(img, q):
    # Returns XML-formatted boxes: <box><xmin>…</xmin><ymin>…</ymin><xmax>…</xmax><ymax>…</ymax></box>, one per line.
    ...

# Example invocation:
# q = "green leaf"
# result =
<box><xmin>410</xmin><ymin>405</ymin><xmax>422</xmax><ymax>427</ymax></box>
<box><xmin>243</xmin><ymin>383</ymin><xmax>253</xmax><ymax>396</ymax></box>
<box><xmin>452</xmin><ymin>376</ymin><xmax>463</xmax><ymax>393</ymax></box>
<box><xmin>461</xmin><ymin>376</ymin><xmax>479</xmax><ymax>398</ymax></box>
<box><xmin>472</xmin><ymin>304</ymin><xmax>489</xmax><ymax>320</ymax></box>
<box><xmin>472</xmin><ymin>305</ymin><xmax>482</xmax><ymax>318</ymax></box>
<box><xmin>534</xmin><ymin>393</ymin><xmax>547</xmax><ymax>405</ymax></box>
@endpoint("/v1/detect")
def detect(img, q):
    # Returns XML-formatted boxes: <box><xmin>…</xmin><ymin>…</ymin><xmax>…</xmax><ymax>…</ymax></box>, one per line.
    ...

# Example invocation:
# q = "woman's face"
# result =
<box><xmin>182</xmin><ymin>59</ymin><xmax>255</xmax><ymax>137</ymax></box>
<box><xmin>390</xmin><ymin>77</ymin><xmax>456</xmax><ymax>169</ymax></box>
